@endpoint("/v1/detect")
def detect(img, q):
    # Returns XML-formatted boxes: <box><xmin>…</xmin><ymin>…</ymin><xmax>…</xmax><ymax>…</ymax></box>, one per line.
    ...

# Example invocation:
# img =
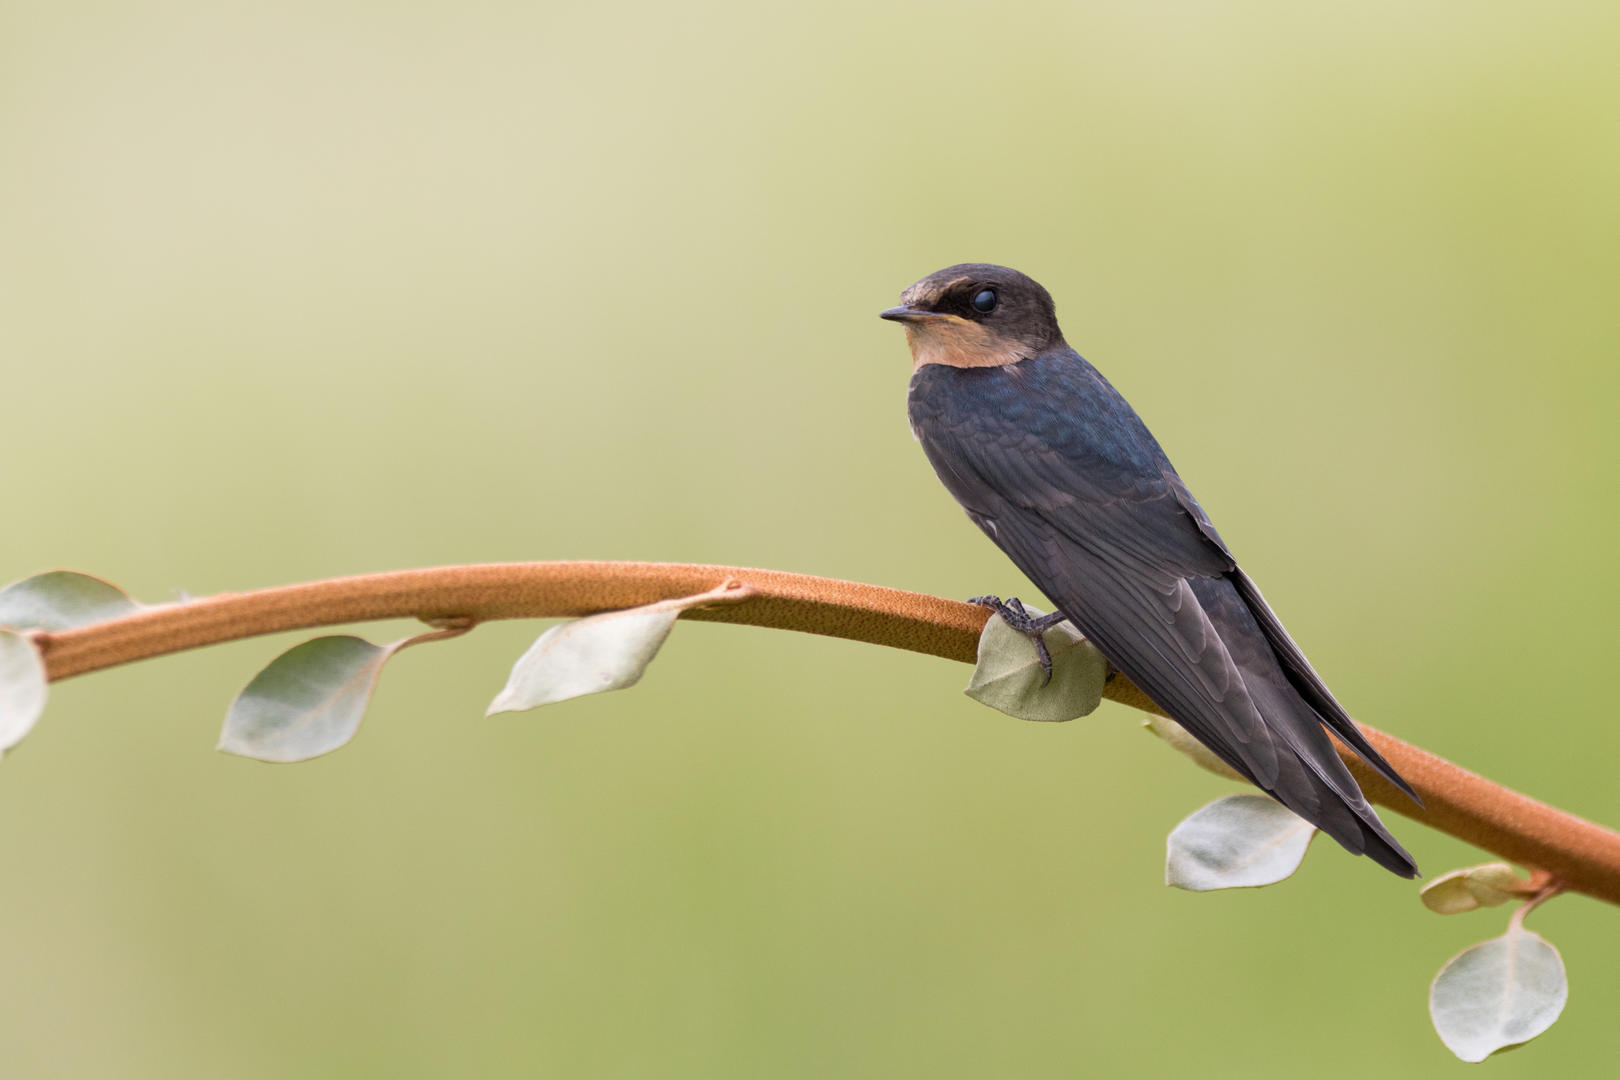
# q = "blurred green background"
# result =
<box><xmin>4</xmin><ymin>2</ymin><xmax>1619</xmax><ymax>1075</ymax></box>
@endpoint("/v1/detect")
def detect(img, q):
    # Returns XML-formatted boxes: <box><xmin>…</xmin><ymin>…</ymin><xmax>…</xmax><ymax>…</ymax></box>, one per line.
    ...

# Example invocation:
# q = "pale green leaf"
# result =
<box><xmin>1465</xmin><ymin>863</ymin><xmax>1529</xmax><ymax>906</ymax></box>
<box><xmin>963</xmin><ymin>607</ymin><xmax>1107</xmax><ymax>723</ymax></box>
<box><xmin>486</xmin><ymin>607</ymin><xmax>679</xmax><ymax>715</ymax></box>
<box><xmin>1421</xmin><ymin>863</ymin><xmax>1526</xmax><ymax>914</ymax></box>
<box><xmin>486</xmin><ymin>583</ymin><xmax>750</xmax><ymax>716</ymax></box>
<box><xmin>219</xmin><ymin>636</ymin><xmax>398</xmax><ymax>763</ymax></box>
<box><xmin>1165</xmin><ymin>793</ymin><xmax>1317</xmax><ymax>891</ymax></box>
<box><xmin>0</xmin><ymin>571</ymin><xmax>141</xmax><ymax>631</ymax></box>
<box><xmin>1422</xmin><ymin>870</ymin><xmax>1485</xmax><ymax>914</ymax></box>
<box><xmin>1430</xmin><ymin>924</ymin><xmax>1568</xmax><ymax>1062</ymax></box>
<box><xmin>0</xmin><ymin>630</ymin><xmax>48</xmax><ymax>754</ymax></box>
<box><xmin>1142</xmin><ymin>714</ymin><xmax>1245</xmax><ymax>781</ymax></box>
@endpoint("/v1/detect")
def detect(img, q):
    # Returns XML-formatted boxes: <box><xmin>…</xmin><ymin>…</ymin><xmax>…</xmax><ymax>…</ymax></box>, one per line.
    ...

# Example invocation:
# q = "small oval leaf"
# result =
<box><xmin>219</xmin><ymin>636</ymin><xmax>397</xmax><ymax>763</ymax></box>
<box><xmin>1421</xmin><ymin>863</ymin><xmax>1526</xmax><ymax>914</ymax></box>
<box><xmin>1465</xmin><ymin>863</ymin><xmax>1528</xmax><ymax>906</ymax></box>
<box><xmin>486</xmin><ymin>583</ymin><xmax>751</xmax><ymax>716</ymax></box>
<box><xmin>1430</xmin><ymin>924</ymin><xmax>1568</xmax><ymax>1062</ymax></box>
<box><xmin>1142</xmin><ymin>715</ymin><xmax>1245</xmax><ymax>781</ymax></box>
<box><xmin>487</xmin><ymin>608</ymin><xmax>681</xmax><ymax>714</ymax></box>
<box><xmin>963</xmin><ymin>607</ymin><xmax>1107</xmax><ymax>723</ymax></box>
<box><xmin>0</xmin><ymin>630</ymin><xmax>48</xmax><ymax>753</ymax></box>
<box><xmin>1166</xmin><ymin>793</ymin><xmax>1317</xmax><ymax>891</ymax></box>
<box><xmin>0</xmin><ymin>571</ymin><xmax>141</xmax><ymax>631</ymax></box>
<box><xmin>1421</xmin><ymin>869</ymin><xmax>1484</xmax><ymax>914</ymax></box>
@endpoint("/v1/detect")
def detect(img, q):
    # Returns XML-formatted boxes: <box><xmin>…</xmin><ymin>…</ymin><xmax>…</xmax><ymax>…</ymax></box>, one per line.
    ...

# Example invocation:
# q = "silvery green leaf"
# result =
<box><xmin>1142</xmin><ymin>714</ymin><xmax>1245</xmax><ymax>781</ymax></box>
<box><xmin>1430</xmin><ymin>924</ymin><xmax>1568</xmax><ymax>1062</ymax></box>
<box><xmin>0</xmin><ymin>571</ymin><xmax>141</xmax><ymax>631</ymax></box>
<box><xmin>219</xmin><ymin>635</ymin><xmax>399</xmax><ymax>763</ymax></box>
<box><xmin>962</xmin><ymin>607</ymin><xmax>1107</xmax><ymax>723</ymax></box>
<box><xmin>1165</xmin><ymin>793</ymin><xmax>1317</xmax><ymax>891</ymax></box>
<box><xmin>1420</xmin><ymin>863</ymin><xmax>1527</xmax><ymax>915</ymax></box>
<box><xmin>487</xmin><ymin>598</ymin><xmax>695</xmax><ymax>715</ymax></box>
<box><xmin>486</xmin><ymin>583</ymin><xmax>750</xmax><ymax>716</ymax></box>
<box><xmin>1421</xmin><ymin>870</ymin><xmax>1486</xmax><ymax>915</ymax></box>
<box><xmin>1463</xmin><ymin>863</ymin><xmax>1530</xmax><ymax>906</ymax></box>
<box><xmin>0</xmin><ymin>630</ymin><xmax>48</xmax><ymax>754</ymax></box>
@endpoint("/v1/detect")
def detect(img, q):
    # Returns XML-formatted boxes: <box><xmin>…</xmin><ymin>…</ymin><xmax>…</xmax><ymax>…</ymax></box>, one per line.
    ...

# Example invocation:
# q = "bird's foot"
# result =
<box><xmin>968</xmin><ymin>595</ymin><xmax>1070</xmax><ymax>685</ymax></box>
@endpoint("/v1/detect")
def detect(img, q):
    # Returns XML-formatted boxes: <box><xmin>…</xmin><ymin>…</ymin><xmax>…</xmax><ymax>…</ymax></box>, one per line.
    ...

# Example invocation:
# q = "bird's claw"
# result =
<box><xmin>968</xmin><ymin>595</ymin><xmax>1070</xmax><ymax>686</ymax></box>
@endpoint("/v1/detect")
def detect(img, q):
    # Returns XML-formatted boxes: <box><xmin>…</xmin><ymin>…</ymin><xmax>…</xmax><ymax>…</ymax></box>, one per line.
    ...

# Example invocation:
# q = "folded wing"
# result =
<box><xmin>913</xmin><ymin>370</ymin><xmax>1418</xmax><ymax>876</ymax></box>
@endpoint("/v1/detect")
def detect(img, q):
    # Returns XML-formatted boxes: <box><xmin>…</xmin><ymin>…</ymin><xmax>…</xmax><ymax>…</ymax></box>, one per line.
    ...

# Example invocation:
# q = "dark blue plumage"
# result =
<box><xmin>890</xmin><ymin>264</ymin><xmax>1419</xmax><ymax>877</ymax></box>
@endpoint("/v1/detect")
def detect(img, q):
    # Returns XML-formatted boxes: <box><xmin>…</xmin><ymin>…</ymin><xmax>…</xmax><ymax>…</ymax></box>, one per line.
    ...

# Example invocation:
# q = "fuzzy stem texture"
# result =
<box><xmin>32</xmin><ymin>560</ymin><xmax>1620</xmax><ymax>905</ymax></box>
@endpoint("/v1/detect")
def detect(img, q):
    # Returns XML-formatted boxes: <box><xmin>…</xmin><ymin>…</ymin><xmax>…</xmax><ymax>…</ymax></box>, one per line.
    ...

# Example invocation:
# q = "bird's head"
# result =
<box><xmin>880</xmin><ymin>264</ymin><xmax>1064</xmax><ymax>370</ymax></box>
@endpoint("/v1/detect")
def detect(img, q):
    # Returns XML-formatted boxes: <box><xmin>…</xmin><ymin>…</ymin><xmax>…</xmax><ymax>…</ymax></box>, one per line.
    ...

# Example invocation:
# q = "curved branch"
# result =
<box><xmin>32</xmin><ymin>560</ymin><xmax>1620</xmax><ymax>906</ymax></box>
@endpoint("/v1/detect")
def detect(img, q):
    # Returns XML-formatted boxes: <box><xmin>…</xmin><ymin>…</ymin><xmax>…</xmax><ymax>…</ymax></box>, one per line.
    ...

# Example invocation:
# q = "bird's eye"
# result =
<box><xmin>971</xmin><ymin>288</ymin><xmax>998</xmax><ymax>314</ymax></box>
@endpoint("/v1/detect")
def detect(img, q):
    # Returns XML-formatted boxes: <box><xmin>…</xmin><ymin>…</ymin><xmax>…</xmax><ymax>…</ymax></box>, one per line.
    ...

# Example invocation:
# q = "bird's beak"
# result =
<box><xmin>879</xmin><ymin>306</ymin><xmax>945</xmax><ymax>324</ymax></box>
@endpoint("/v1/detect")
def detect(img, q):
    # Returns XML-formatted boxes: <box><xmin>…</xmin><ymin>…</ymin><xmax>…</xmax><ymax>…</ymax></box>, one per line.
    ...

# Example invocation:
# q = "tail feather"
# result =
<box><xmin>1261</xmin><ymin>719</ymin><xmax>1419</xmax><ymax>878</ymax></box>
<box><xmin>1188</xmin><ymin>575</ymin><xmax>1419</xmax><ymax>877</ymax></box>
<box><xmin>1231</xmin><ymin>568</ymin><xmax>1422</xmax><ymax>808</ymax></box>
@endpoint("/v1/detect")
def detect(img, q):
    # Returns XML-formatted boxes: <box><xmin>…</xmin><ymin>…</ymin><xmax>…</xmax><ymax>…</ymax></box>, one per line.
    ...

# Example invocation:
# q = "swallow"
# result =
<box><xmin>883</xmin><ymin>263</ymin><xmax>1419</xmax><ymax>877</ymax></box>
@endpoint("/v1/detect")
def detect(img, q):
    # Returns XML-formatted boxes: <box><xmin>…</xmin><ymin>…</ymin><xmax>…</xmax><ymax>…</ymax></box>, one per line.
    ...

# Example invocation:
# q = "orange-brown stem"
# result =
<box><xmin>33</xmin><ymin>560</ymin><xmax>1620</xmax><ymax>905</ymax></box>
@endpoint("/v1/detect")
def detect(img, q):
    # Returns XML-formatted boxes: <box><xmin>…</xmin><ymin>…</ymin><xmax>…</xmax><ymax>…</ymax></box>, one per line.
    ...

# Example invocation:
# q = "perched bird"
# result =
<box><xmin>883</xmin><ymin>264</ymin><xmax>1419</xmax><ymax>877</ymax></box>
